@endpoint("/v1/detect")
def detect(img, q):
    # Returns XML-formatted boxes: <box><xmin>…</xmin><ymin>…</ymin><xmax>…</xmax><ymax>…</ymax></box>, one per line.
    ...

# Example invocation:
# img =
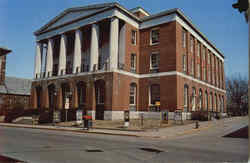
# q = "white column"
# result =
<box><xmin>118</xmin><ymin>24</ymin><xmax>126</xmax><ymax>66</ymax></box>
<box><xmin>73</xmin><ymin>30</ymin><xmax>82</xmax><ymax>73</ymax></box>
<box><xmin>109</xmin><ymin>17</ymin><xmax>119</xmax><ymax>70</ymax></box>
<box><xmin>90</xmin><ymin>23</ymin><xmax>99</xmax><ymax>71</ymax></box>
<box><xmin>58</xmin><ymin>34</ymin><xmax>67</xmax><ymax>75</ymax></box>
<box><xmin>45</xmin><ymin>39</ymin><xmax>53</xmax><ymax>78</ymax></box>
<box><xmin>34</xmin><ymin>42</ymin><xmax>42</xmax><ymax>78</ymax></box>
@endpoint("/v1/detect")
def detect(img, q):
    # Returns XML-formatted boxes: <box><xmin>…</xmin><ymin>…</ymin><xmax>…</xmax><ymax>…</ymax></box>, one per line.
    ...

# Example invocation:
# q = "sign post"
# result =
<box><xmin>76</xmin><ymin>109</ymin><xmax>83</xmax><ymax>125</ymax></box>
<box><xmin>65</xmin><ymin>98</ymin><xmax>69</xmax><ymax>122</ymax></box>
<box><xmin>124</xmin><ymin>110</ymin><xmax>130</xmax><ymax>127</ymax></box>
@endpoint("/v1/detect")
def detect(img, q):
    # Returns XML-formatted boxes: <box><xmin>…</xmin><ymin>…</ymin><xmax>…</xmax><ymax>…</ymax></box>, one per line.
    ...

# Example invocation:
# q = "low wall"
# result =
<box><xmin>102</xmin><ymin>111</ymin><xmax>192</xmax><ymax>121</ymax></box>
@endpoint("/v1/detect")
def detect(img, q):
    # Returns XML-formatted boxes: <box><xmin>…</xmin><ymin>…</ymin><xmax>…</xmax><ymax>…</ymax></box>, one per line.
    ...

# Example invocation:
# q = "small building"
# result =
<box><xmin>31</xmin><ymin>3</ymin><xmax>226</xmax><ymax>120</ymax></box>
<box><xmin>0</xmin><ymin>47</ymin><xmax>31</xmax><ymax>114</ymax></box>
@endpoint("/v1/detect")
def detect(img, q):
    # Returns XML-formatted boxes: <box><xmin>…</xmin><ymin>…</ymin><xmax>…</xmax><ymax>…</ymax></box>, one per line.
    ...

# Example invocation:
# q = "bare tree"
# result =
<box><xmin>226</xmin><ymin>74</ymin><xmax>248</xmax><ymax>116</ymax></box>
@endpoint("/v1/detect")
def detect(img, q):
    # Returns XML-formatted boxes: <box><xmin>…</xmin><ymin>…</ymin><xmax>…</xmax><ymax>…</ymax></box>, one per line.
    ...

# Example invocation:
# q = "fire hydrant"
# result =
<box><xmin>195</xmin><ymin>121</ymin><xmax>200</xmax><ymax>129</ymax></box>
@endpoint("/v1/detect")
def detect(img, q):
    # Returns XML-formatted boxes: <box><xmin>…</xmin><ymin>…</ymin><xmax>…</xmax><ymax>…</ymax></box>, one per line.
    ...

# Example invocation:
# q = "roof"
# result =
<box><xmin>141</xmin><ymin>8</ymin><xmax>225</xmax><ymax>58</ymax></box>
<box><xmin>129</xmin><ymin>7</ymin><xmax>150</xmax><ymax>16</ymax></box>
<box><xmin>0</xmin><ymin>76</ymin><xmax>32</xmax><ymax>96</ymax></box>
<box><xmin>34</xmin><ymin>2</ymin><xmax>140</xmax><ymax>35</ymax></box>
<box><xmin>34</xmin><ymin>3</ymin><xmax>224</xmax><ymax>58</ymax></box>
<box><xmin>0</xmin><ymin>47</ymin><xmax>11</xmax><ymax>56</ymax></box>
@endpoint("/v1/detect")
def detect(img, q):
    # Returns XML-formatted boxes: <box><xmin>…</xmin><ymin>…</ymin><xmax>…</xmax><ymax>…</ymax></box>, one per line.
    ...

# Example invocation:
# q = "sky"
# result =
<box><xmin>0</xmin><ymin>0</ymin><xmax>248</xmax><ymax>79</ymax></box>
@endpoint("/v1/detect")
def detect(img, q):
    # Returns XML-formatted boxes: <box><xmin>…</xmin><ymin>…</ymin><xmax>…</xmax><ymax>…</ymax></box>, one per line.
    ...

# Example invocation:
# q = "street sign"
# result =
<box><xmin>65</xmin><ymin>98</ymin><xmax>69</xmax><ymax>109</ymax></box>
<box><xmin>155</xmin><ymin>101</ymin><xmax>160</xmax><ymax>106</ymax></box>
<box><xmin>76</xmin><ymin>110</ymin><xmax>83</xmax><ymax>124</ymax></box>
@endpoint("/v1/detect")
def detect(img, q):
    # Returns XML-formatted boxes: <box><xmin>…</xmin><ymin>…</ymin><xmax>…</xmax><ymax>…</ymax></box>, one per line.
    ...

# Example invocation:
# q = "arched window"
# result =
<box><xmin>150</xmin><ymin>84</ymin><xmax>160</xmax><ymax>105</ymax></box>
<box><xmin>184</xmin><ymin>84</ymin><xmax>189</xmax><ymax>112</ymax></box>
<box><xmin>221</xmin><ymin>96</ymin><xmax>224</xmax><ymax>113</ymax></box>
<box><xmin>210</xmin><ymin>92</ymin><xmax>213</xmax><ymax>111</ymax></box>
<box><xmin>48</xmin><ymin>84</ymin><xmax>56</xmax><ymax>109</ymax></box>
<box><xmin>129</xmin><ymin>83</ymin><xmax>137</xmax><ymax>105</ymax></box>
<box><xmin>199</xmin><ymin>89</ymin><xmax>203</xmax><ymax>110</ymax></box>
<box><xmin>77</xmin><ymin>81</ymin><xmax>86</xmax><ymax>106</ymax></box>
<box><xmin>191</xmin><ymin>87</ymin><xmax>196</xmax><ymax>111</ymax></box>
<box><xmin>214</xmin><ymin>94</ymin><xmax>217</xmax><ymax>112</ymax></box>
<box><xmin>205</xmin><ymin>91</ymin><xmax>208</xmax><ymax>111</ymax></box>
<box><xmin>95</xmin><ymin>80</ymin><xmax>105</xmax><ymax>105</ymax></box>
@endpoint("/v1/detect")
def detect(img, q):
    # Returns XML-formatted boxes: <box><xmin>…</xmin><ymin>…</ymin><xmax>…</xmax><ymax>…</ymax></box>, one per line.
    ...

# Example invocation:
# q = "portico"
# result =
<box><xmin>34</xmin><ymin>17</ymin><xmax>123</xmax><ymax>79</ymax></box>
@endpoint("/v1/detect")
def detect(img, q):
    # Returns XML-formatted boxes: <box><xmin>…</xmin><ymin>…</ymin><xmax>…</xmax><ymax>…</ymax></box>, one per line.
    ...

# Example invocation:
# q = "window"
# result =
<box><xmin>205</xmin><ymin>91</ymin><xmax>208</xmax><ymax>110</ymax></box>
<box><xmin>151</xmin><ymin>29</ymin><xmax>159</xmax><ymax>45</ymax></box>
<box><xmin>183</xmin><ymin>55</ymin><xmax>187</xmax><ymax>73</ymax></box>
<box><xmin>131</xmin><ymin>30</ymin><xmax>136</xmax><ymax>45</ymax></box>
<box><xmin>182</xmin><ymin>29</ymin><xmax>186</xmax><ymax>48</ymax></box>
<box><xmin>150</xmin><ymin>84</ymin><xmax>160</xmax><ymax>105</ymax></box>
<box><xmin>191</xmin><ymin>87</ymin><xmax>196</xmax><ymax>111</ymax></box>
<box><xmin>210</xmin><ymin>93</ymin><xmax>213</xmax><ymax>111</ymax></box>
<box><xmin>190</xmin><ymin>35</ymin><xmax>194</xmax><ymax>53</ymax></box>
<box><xmin>191</xmin><ymin>59</ymin><xmax>194</xmax><ymax>75</ymax></box>
<box><xmin>204</xmin><ymin>66</ymin><xmax>207</xmax><ymax>81</ymax></box>
<box><xmin>197</xmin><ymin>64</ymin><xmax>200</xmax><ymax>79</ymax></box>
<box><xmin>96</xmin><ymin>83</ymin><xmax>105</xmax><ymax>105</ymax></box>
<box><xmin>208</xmin><ymin>69</ymin><xmax>210</xmax><ymax>82</ymax></box>
<box><xmin>214</xmin><ymin>94</ymin><xmax>217</xmax><ymax>111</ymax></box>
<box><xmin>197</xmin><ymin>43</ymin><xmax>200</xmax><ymax>57</ymax></box>
<box><xmin>203</xmin><ymin>47</ymin><xmax>206</xmax><ymax>61</ymax></box>
<box><xmin>129</xmin><ymin>83</ymin><xmax>137</xmax><ymax>105</ymax></box>
<box><xmin>131</xmin><ymin>54</ymin><xmax>136</xmax><ymax>71</ymax></box>
<box><xmin>199</xmin><ymin>89</ymin><xmax>203</xmax><ymax>110</ymax></box>
<box><xmin>208</xmin><ymin>52</ymin><xmax>210</xmax><ymax>64</ymax></box>
<box><xmin>184</xmin><ymin>85</ymin><xmax>189</xmax><ymax>111</ymax></box>
<box><xmin>150</xmin><ymin>53</ymin><xmax>160</xmax><ymax>69</ymax></box>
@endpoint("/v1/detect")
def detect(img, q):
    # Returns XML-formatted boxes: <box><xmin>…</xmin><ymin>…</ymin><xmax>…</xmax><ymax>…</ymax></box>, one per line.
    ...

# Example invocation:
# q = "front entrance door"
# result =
<box><xmin>96</xmin><ymin>105</ymin><xmax>104</xmax><ymax>120</ymax></box>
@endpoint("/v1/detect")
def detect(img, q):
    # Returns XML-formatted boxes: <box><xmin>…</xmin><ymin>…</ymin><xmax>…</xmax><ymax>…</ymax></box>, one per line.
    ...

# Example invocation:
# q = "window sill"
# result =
<box><xmin>149</xmin><ymin>68</ymin><xmax>159</xmax><ymax>73</ymax></box>
<box><xmin>150</xmin><ymin>42</ymin><xmax>159</xmax><ymax>46</ymax></box>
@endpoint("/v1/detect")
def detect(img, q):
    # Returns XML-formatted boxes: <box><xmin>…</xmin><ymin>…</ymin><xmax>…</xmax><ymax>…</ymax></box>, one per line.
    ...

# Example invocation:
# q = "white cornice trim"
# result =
<box><xmin>130</xmin><ymin>8</ymin><xmax>150</xmax><ymax>16</ymax></box>
<box><xmin>140</xmin><ymin>14</ymin><xmax>224</xmax><ymax>62</ymax></box>
<box><xmin>175</xmin><ymin>16</ymin><xmax>224</xmax><ymax>62</ymax></box>
<box><xmin>36</xmin><ymin>9</ymin><xmax>139</xmax><ymax>41</ymax></box>
<box><xmin>34</xmin><ymin>70</ymin><xmax>225</xmax><ymax>93</ymax></box>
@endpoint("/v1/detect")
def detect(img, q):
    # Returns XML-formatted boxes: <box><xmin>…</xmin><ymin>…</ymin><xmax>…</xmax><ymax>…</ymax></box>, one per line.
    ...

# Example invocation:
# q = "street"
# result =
<box><xmin>0</xmin><ymin>117</ymin><xmax>248</xmax><ymax>163</ymax></box>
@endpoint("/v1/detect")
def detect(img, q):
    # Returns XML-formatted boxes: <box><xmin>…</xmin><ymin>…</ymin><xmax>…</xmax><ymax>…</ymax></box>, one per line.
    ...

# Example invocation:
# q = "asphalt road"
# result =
<box><xmin>0</xmin><ymin>118</ymin><xmax>248</xmax><ymax>163</ymax></box>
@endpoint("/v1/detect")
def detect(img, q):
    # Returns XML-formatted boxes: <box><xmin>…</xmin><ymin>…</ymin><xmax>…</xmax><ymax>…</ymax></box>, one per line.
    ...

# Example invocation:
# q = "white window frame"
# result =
<box><xmin>131</xmin><ymin>30</ymin><xmax>136</xmax><ymax>45</ymax></box>
<box><xmin>190</xmin><ymin>35</ymin><xmax>194</xmax><ymax>53</ymax></box>
<box><xmin>197</xmin><ymin>42</ymin><xmax>200</xmax><ymax>57</ymax></box>
<box><xmin>184</xmin><ymin>85</ymin><xmax>189</xmax><ymax>109</ymax></box>
<box><xmin>197</xmin><ymin>64</ymin><xmax>200</xmax><ymax>79</ymax></box>
<box><xmin>203</xmin><ymin>47</ymin><xmax>206</xmax><ymax>61</ymax></box>
<box><xmin>191</xmin><ymin>59</ymin><xmax>194</xmax><ymax>75</ymax></box>
<box><xmin>129</xmin><ymin>84</ymin><xmax>136</xmax><ymax>105</ymax></box>
<box><xmin>182</xmin><ymin>29</ymin><xmax>186</xmax><ymax>48</ymax></box>
<box><xmin>131</xmin><ymin>53</ymin><xmax>136</xmax><ymax>70</ymax></box>
<box><xmin>183</xmin><ymin>54</ymin><xmax>186</xmax><ymax>72</ymax></box>
<box><xmin>150</xmin><ymin>28</ymin><xmax>160</xmax><ymax>45</ymax></box>
<box><xmin>208</xmin><ymin>52</ymin><xmax>210</xmax><ymax>64</ymax></box>
<box><xmin>149</xmin><ymin>84</ymin><xmax>160</xmax><ymax>105</ymax></box>
<box><xmin>150</xmin><ymin>52</ymin><xmax>160</xmax><ymax>70</ymax></box>
<box><xmin>204</xmin><ymin>66</ymin><xmax>207</xmax><ymax>81</ymax></box>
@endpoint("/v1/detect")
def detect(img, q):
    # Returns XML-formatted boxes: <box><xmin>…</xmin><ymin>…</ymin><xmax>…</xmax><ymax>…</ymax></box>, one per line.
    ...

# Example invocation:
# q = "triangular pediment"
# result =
<box><xmin>35</xmin><ymin>3</ymin><xmax>116</xmax><ymax>35</ymax></box>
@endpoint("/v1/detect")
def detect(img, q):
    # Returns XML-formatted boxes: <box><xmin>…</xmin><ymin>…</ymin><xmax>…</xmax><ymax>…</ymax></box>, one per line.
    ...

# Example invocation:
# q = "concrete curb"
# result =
<box><xmin>0</xmin><ymin>123</ymin><xmax>139</xmax><ymax>137</ymax></box>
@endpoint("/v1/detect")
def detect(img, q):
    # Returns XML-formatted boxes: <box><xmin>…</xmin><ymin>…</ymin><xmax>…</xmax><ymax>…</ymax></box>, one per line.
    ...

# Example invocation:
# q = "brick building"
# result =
<box><xmin>0</xmin><ymin>47</ymin><xmax>31</xmax><ymax>113</ymax></box>
<box><xmin>31</xmin><ymin>3</ymin><xmax>226</xmax><ymax>120</ymax></box>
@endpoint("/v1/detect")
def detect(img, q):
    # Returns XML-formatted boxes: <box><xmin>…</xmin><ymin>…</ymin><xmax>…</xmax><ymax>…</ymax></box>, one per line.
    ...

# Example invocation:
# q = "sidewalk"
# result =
<box><xmin>0</xmin><ymin>116</ymin><xmax>246</xmax><ymax>139</ymax></box>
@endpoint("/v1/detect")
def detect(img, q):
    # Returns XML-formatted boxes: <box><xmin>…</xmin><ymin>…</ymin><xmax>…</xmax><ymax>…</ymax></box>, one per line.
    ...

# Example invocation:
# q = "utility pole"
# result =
<box><xmin>232</xmin><ymin>1</ymin><xmax>250</xmax><ymax>162</ymax></box>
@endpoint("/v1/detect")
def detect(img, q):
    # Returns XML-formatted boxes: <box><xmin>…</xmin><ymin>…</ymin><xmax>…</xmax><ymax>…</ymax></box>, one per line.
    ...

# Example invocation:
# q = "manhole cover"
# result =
<box><xmin>139</xmin><ymin>148</ymin><xmax>163</xmax><ymax>153</ymax></box>
<box><xmin>86</xmin><ymin>149</ymin><xmax>103</xmax><ymax>152</ymax></box>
